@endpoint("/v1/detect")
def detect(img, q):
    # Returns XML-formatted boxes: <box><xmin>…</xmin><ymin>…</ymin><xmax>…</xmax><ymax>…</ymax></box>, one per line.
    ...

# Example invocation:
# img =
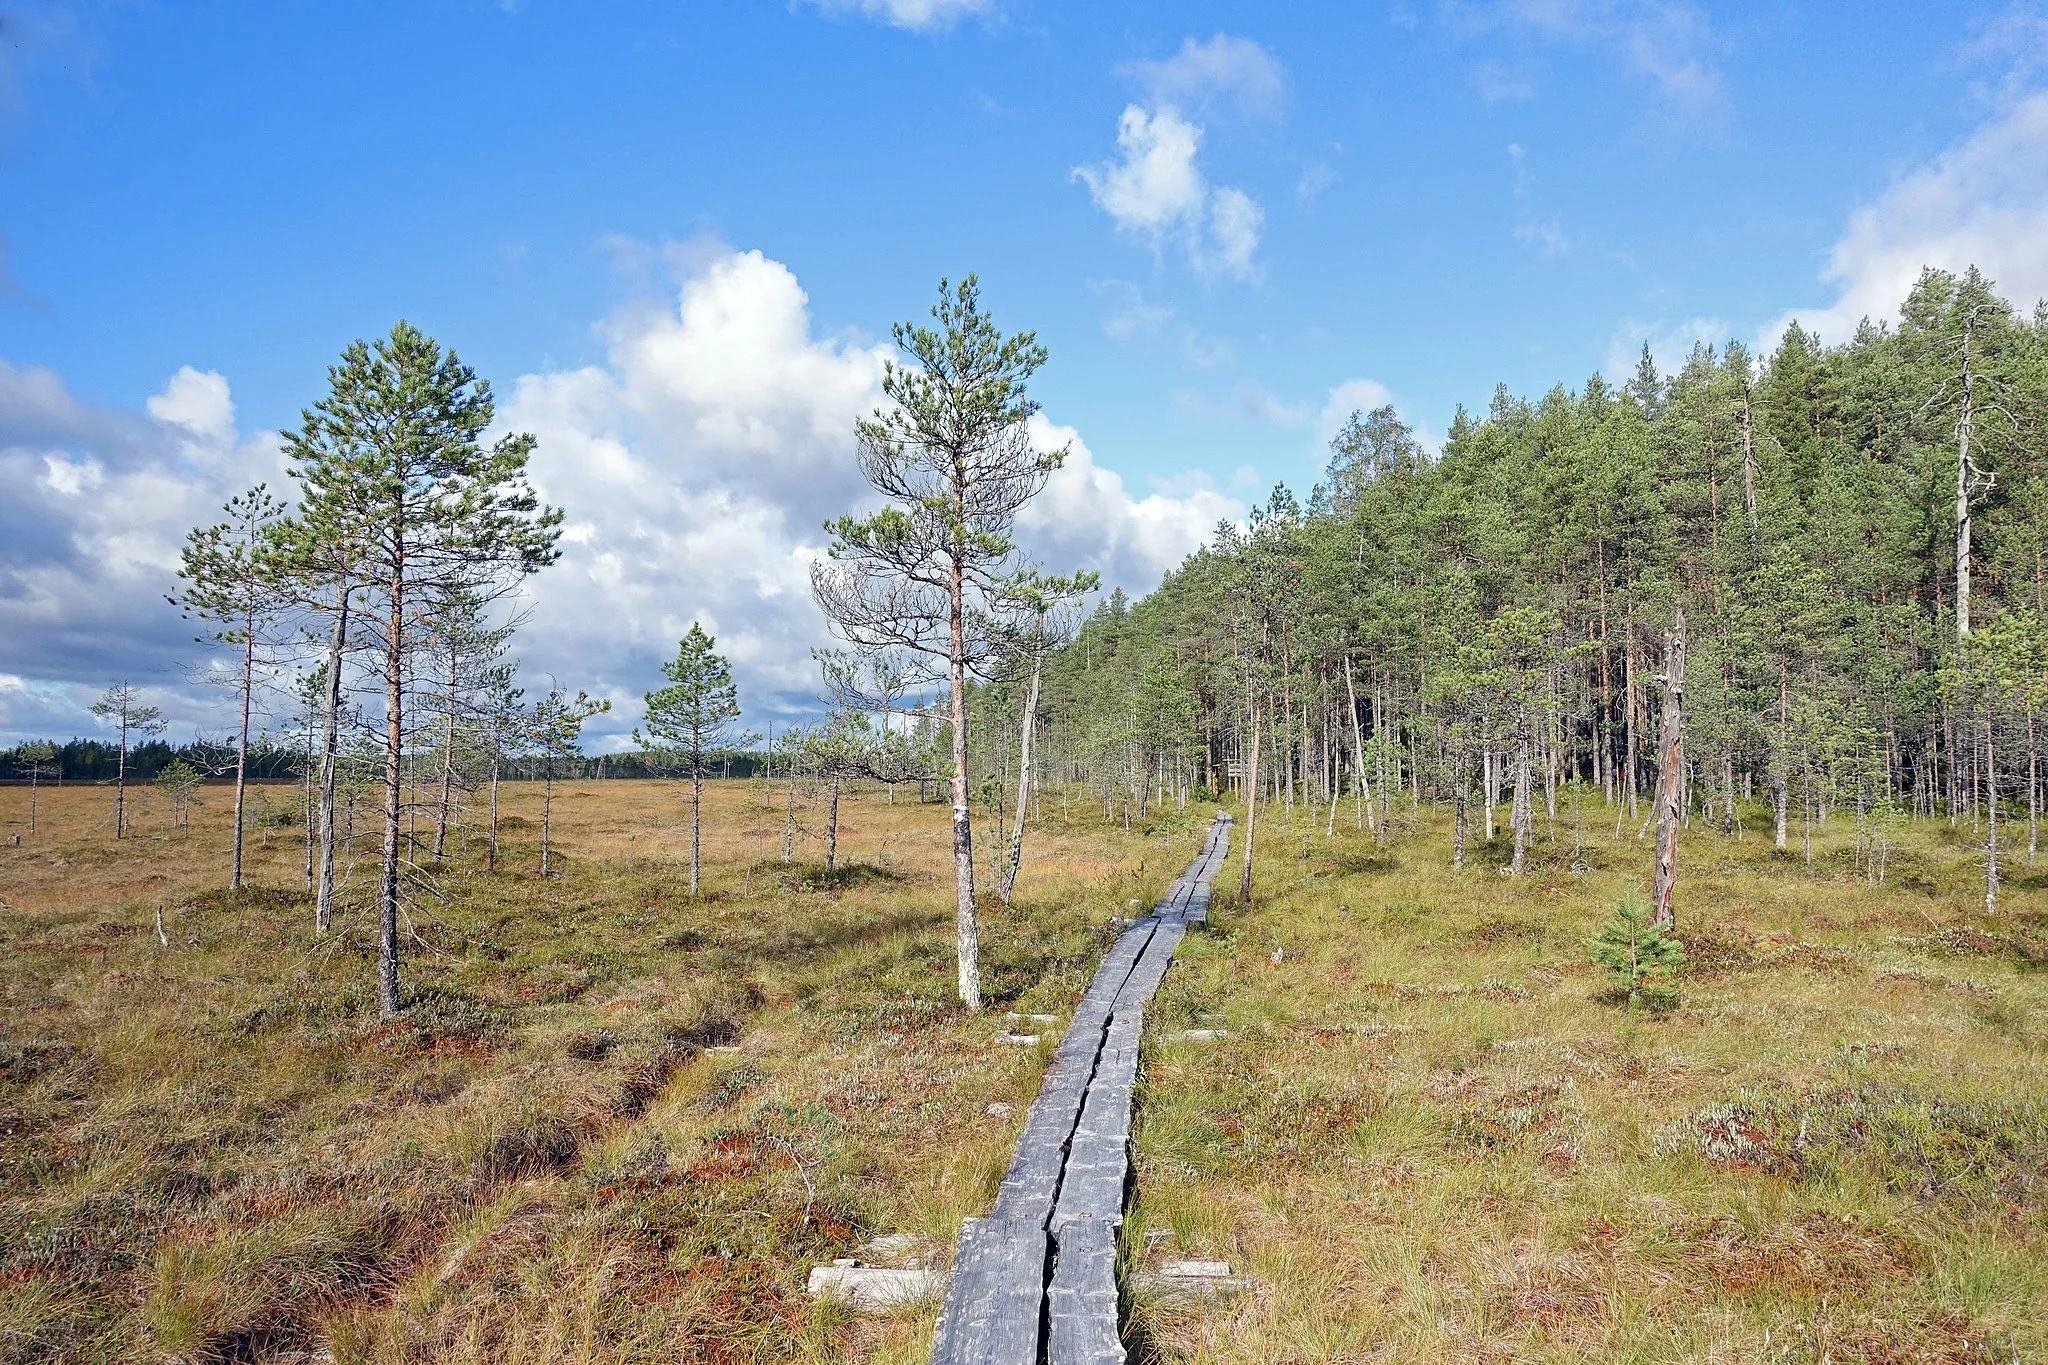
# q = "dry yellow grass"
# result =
<box><xmin>0</xmin><ymin>776</ymin><xmax>1209</xmax><ymax>1364</ymax></box>
<box><xmin>7</xmin><ymin>777</ymin><xmax>2046</xmax><ymax>1363</ymax></box>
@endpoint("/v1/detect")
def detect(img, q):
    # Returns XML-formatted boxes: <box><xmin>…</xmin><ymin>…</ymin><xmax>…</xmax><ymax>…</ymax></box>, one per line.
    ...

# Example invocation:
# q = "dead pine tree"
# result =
<box><xmin>811</xmin><ymin>275</ymin><xmax>1070</xmax><ymax>1012</ymax></box>
<box><xmin>1649</xmin><ymin>609</ymin><xmax>1687</xmax><ymax>931</ymax></box>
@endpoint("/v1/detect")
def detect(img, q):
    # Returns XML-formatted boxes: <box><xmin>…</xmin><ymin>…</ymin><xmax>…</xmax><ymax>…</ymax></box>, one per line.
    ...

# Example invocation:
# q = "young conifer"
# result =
<box><xmin>284</xmin><ymin>321</ymin><xmax>561</xmax><ymax>1016</ymax></box>
<box><xmin>1587</xmin><ymin>885</ymin><xmax>1685</xmax><ymax>1016</ymax></box>
<box><xmin>637</xmin><ymin>624</ymin><xmax>752</xmax><ymax>894</ymax></box>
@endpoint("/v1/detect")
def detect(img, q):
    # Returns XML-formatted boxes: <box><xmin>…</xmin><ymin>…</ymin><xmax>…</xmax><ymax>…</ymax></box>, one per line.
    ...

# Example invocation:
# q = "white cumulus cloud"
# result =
<box><xmin>1019</xmin><ymin>415</ymin><xmax>1240</xmax><ymax>592</ymax></box>
<box><xmin>492</xmin><ymin>249</ymin><xmax>1231</xmax><ymax>737</ymax></box>
<box><xmin>1074</xmin><ymin>105</ymin><xmax>1263</xmax><ymax>282</ymax></box>
<box><xmin>1764</xmin><ymin>90</ymin><xmax>2048</xmax><ymax>349</ymax></box>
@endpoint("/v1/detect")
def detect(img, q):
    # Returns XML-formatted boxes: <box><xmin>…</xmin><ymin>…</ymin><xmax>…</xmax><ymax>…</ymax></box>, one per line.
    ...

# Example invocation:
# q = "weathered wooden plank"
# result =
<box><xmin>929</xmin><ymin>1218</ymin><xmax>1050</xmax><ymax>1365</ymax></box>
<box><xmin>932</xmin><ymin>815</ymin><xmax>1232</xmax><ymax>1365</ymax></box>
<box><xmin>1047</xmin><ymin>1218</ymin><xmax>1124</xmax><ymax>1364</ymax></box>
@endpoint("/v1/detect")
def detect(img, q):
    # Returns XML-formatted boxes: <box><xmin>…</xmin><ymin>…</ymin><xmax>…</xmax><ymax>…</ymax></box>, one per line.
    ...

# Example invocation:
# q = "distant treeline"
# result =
<box><xmin>0</xmin><ymin>740</ymin><xmax>774</xmax><ymax>784</ymax></box>
<box><xmin>0</xmin><ymin>739</ymin><xmax>299</xmax><ymax>784</ymax></box>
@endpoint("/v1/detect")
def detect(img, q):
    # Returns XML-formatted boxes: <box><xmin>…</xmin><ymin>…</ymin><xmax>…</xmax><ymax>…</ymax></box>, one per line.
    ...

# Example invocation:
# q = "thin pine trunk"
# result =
<box><xmin>434</xmin><ymin>700</ymin><xmax>455</xmax><ymax>861</ymax></box>
<box><xmin>826</xmin><ymin>775</ymin><xmax>841</xmax><ymax>871</ymax></box>
<box><xmin>690</xmin><ymin>759</ymin><xmax>703</xmax><ymax>894</ymax></box>
<box><xmin>947</xmin><ymin>555</ymin><xmax>980</xmax><ymax>1011</ymax></box>
<box><xmin>378</xmin><ymin>584</ymin><xmax>404</xmax><ymax>1019</ymax></box>
<box><xmin>540</xmin><ymin>761</ymin><xmax>555</xmax><ymax>877</ymax></box>
<box><xmin>1986</xmin><ymin>716</ymin><xmax>2000</xmax><ymax>914</ymax></box>
<box><xmin>1510</xmin><ymin>726</ymin><xmax>1532</xmax><ymax>876</ymax></box>
<box><xmin>1000</xmin><ymin>634</ymin><xmax>1043</xmax><ymax>903</ymax></box>
<box><xmin>487</xmin><ymin>750</ymin><xmax>501</xmax><ymax>872</ymax></box>
<box><xmin>316</xmin><ymin>594</ymin><xmax>349</xmax><ymax>936</ymax></box>
<box><xmin>1345</xmin><ymin>656</ymin><xmax>1374</xmax><ymax>834</ymax></box>
<box><xmin>1650</xmin><ymin>612</ymin><xmax>1686</xmax><ymax>931</ymax></box>
<box><xmin>231</xmin><ymin>606</ymin><xmax>253</xmax><ymax>889</ymax></box>
<box><xmin>1239</xmin><ymin>694</ymin><xmax>1262</xmax><ymax>903</ymax></box>
<box><xmin>114</xmin><ymin>717</ymin><xmax>128</xmax><ymax>839</ymax></box>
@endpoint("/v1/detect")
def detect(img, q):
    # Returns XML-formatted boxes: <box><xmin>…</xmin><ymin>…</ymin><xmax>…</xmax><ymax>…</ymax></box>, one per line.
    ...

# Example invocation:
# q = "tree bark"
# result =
<box><xmin>1986</xmin><ymin>715</ymin><xmax>2000</xmax><ymax>914</ymax></box>
<box><xmin>1650</xmin><ymin>611</ymin><xmax>1687</xmax><ymax>931</ymax></box>
<box><xmin>689</xmin><ymin>760</ymin><xmax>703</xmax><ymax>894</ymax></box>
<box><xmin>947</xmin><ymin>551</ymin><xmax>980</xmax><ymax>1011</ymax></box>
<box><xmin>1773</xmin><ymin>660</ymin><xmax>1790</xmax><ymax>851</ymax></box>
<box><xmin>379</xmin><ymin>575</ymin><xmax>404</xmax><ymax>1019</ymax></box>
<box><xmin>316</xmin><ymin>593</ymin><xmax>349</xmax><ymax>935</ymax></box>
<box><xmin>1510</xmin><ymin>723</ymin><xmax>1532</xmax><ymax>876</ymax></box>
<box><xmin>1624</xmin><ymin>632</ymin><xmax>1640</xmax><ymax>822</ymax></box>
<box><xmin>114</xmin><ymin>716</ymin><xmax>127</xmax><ymax>840</ymax></box>
<box><xmin>540</xmin><ymin>761</ymin><xmax>554</xmax><ymax>877</ymax></box>
<box><xmin>1957</xmin><ymin>324</ymin><xmax>1979</xmax><ymax>640</ymax></box>
<box><xmin>487</xmin><ymin>749</ymin><xmax>501</xmax><ymax>873</ymax></box>
<box><xmin>1454</xmin><ymin>750</ymin><xmax>1467</xmax><ymax>869</ymax></box>
<box><xmin>1239</xmin><ymin>693</ymin><xmax>1262</xmax><ymax>903</ymax></box>
<box><xmin>434</xmin><ymin>694</ymin><xmax>455</xmax><ymax>861</ymax></box>
<box><xmin>827</xmin><ymin>774</ymin><xmax>841</xmax><ymax>871</ymax></box>
<box><xmin>782</xmin><ymin>780</ymin><xmax>796</xmax><ymax>863</ymax></box>
<box><xmin>231</xmin><ymin>605</ymin><xmax>253</xmax><ymax>890</ymax></box>
<box><xmin>999</xmin><ymin>626</ymin><xmax>1043</xmax><ymax>904</ymax></box>
<box><xmin>2028</xmin><ymin>711</ymin><xmax>2038</xmax><ymax>865</ymax></box>
<box><xmin>1344</xmin><ymin>655</ymin><xmax>1374</xmax><ymax>834</ymax></box>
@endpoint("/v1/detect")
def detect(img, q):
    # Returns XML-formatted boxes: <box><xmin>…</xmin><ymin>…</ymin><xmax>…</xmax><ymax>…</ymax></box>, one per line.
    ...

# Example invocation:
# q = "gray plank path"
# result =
<box><xmin>930</xmin><ymin>813</ymin><xmax>1232</xmax><ymax>1365</ymax></box>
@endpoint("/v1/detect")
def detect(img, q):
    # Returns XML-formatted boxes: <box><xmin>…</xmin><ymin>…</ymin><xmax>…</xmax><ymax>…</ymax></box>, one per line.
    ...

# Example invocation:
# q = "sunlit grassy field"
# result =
<box><xmin>0</xmin><ymin>776</ymin><xmax>1206</xmax><ymax>1364</ymax></box>
<box><xmin>1132</xmin><ymin>796</ymin><xmax>2048</xmax><ymax>1363</ymax></box>
<box><xmin>5</xmin><ymin>777</ymin><xmax>2046</xmax><ymax>1363</ymax></box>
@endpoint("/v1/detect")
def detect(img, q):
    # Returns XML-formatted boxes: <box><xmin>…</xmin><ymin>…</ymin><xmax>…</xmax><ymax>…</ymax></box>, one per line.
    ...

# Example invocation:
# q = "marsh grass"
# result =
<box><xmin>1128</xmin><ymin>792</ymin><xmax>2048</xmax><ymax>1363</ymax></box>
<box><xmin>10</xmin><ymin>777</ymin><xmax>2046</xmax><ymax>1362</ymax></box>
<box><xmin>0</xmin><ymin>778</ymin><xmax>1205</xmax><ymax>1363</ymax></box>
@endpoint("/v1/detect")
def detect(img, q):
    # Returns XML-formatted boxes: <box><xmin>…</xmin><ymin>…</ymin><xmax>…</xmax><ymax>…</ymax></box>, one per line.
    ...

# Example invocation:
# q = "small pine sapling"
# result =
<box><xmin>154</xmin><ymin>759</ymin><xmax>203</xmax><ymax>830</ymax></box>
<box><xmin>1587</xmin><ymin>884</ymin><xmax>1685</xmax><ymax>1016</ymax></box>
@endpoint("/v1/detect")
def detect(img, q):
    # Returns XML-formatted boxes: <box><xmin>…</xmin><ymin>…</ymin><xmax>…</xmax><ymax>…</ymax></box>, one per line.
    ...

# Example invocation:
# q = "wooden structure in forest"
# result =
<box><xmin>929</xmin><ymin>814</ymin><xmax>1233</xmax><ymax>1364</ymax></box>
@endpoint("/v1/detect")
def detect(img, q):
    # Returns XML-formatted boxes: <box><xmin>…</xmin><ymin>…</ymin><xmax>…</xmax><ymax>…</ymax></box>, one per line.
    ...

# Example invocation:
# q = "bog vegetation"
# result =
<box><xmin>3</xmin><ymin>262</ymin><xmax>2048</xmax><ymax>1361</ymax></box>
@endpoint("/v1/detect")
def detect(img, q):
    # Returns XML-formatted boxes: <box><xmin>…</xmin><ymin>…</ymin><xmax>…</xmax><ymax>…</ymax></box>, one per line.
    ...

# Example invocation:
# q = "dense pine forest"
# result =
<box><xmin>998</xmin><ymin>266</ymin><xmax>2048</xmax><ymax>893</ymax></box>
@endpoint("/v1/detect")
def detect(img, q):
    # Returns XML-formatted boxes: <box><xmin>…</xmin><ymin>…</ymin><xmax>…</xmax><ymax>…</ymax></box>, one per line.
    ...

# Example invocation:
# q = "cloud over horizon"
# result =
<box><xmin>0</xmin><ymin>249</ymin><xmax>1234</xmax><ymax>748</ymax></box>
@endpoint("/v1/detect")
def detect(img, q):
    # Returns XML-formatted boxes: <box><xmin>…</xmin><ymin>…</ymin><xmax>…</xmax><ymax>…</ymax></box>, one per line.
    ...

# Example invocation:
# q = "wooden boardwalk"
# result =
<box><xmin>930</xmin><ymin>813</ymin><xmax>1233</xmax><ymax>1365</ymax></box>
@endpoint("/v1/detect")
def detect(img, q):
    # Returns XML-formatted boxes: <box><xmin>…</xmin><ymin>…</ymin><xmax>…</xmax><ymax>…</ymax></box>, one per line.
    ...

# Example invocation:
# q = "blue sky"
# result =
<box><xmin>4</xmin><ymin>0</ymin><xmax>2048</xmax><ymax>746</ymax></box>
